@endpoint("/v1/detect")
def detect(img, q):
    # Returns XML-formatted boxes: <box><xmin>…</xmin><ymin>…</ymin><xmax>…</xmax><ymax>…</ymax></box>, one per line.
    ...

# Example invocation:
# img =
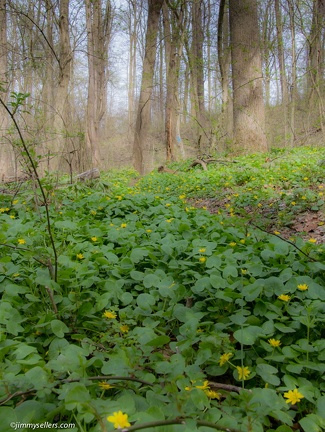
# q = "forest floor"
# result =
<box><xmin>1</xmin><ymin>145</ymin><xmax>325</xmax><ymax>432</ymax></box>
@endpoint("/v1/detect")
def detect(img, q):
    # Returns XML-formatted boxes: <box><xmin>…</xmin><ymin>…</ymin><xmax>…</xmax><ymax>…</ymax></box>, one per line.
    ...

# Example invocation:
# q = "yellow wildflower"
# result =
<box><xmin>219</xmin><ymin>352</ymin><xmax>233</xmax><ymax>366</ymax></box>
<box><xmin>0</xmin><ymin>208</ymin><xmax>5</xmax><ymax>213</ymax></box>
<box><xmin>90</xmin><ymin>210</ymin><xmax>97</xmax><ymax>215</ymax></box>
<box><xmin>278</xmin><ymin>294</ymin><xmax>290</xmax><ymax>302</ymax></box>
<box><xmin>308</xmin><ymin>238</ymin><xmax>317</xmax><ymax>243</ymax></box>
<box><xmin>205</xmin><ymin>389</ymin><xmax>221</xmax><ymax>400</ymax></box>
<box><xmin>91</xmin><ymin>236</ymin><xmax>97</xmax><ymax>242</ymax></box>
<box><xmin>107</xmin><ymin>411</ymin><xmax>131</xmax><ymax>429</ymax></box>
<box><xmin>120</xmin><ymin>324</ymin><xmax>129</xmax><ymax>333</ymax></box>
<box><xmin>120</xmin><ymin>223</ymin><xmax>127</xmax><ymax>228</ymax></box>
<box><xmin>241</xmin><ymin>269</ymin><xmax>247</xmax><ymax>275</ymax></box>
<box><xmin>236</xmin><ymin>366</ymin><xmax>250</xmax><ymax>380</ymax></box>
<box><xmin>10</xmin><ymin>215</ymin><xmax>15</xmax><ymax>219</ymax></box>
<box><xmin>229</xmin><ymin>242</ymin><xmax>236</xmax><ymax>247</ymax></box>
<box><xmin>199</xmin><ymin>257</ymin><xmax>206</xmax><ymax>263</ymax></box>
<box><xmin>284</xmin><ymin>388</ymin><xmax>304</xmax><ymax>405</ymax></box>
<box><xmin>98</xmin><ymin>382</ymin><xmax>114</xmax><ymax>390</ymax></box>
<box><xmin>195</xmin><ymin>380</ymin><xmax>209</xmax><ymax>390</ymax></box>
<box><xmin>297</xmin><ymin>284</ymin><xmax>308</xmax><ymax>291</ymax></box>
<box><xmin>274</xmin><ymin>231</ymin><xmax>280</xmax><ymax>235</ymax></box>
<box><xmin>76</xmin><ymin>253</ymin><xmax>84</xmax><ymax>260</ymax></box>
<box><xmin>179</xmin><ymin>194</ymin><xmax>186</xmax><ymax>199</ymax></box>
<box><xmin>146</xmin><ymin>229</ymin><xmax>152</xmax><ymax>233</ymax></box>
<box><xmin>13</xmin><ymin>200</ymin><xmax>19</xmax><ymax>205</ymax></box>
<box><xmin>103</xmin><ymin>310</ymin><xmax>117</xmax><ymax>319</ymax></box>
<box><xmin>268</xmin><ymin>338</ymin><xmax>281</xmax><ymax>347</ymax></box>
<box><xmin>199</xmin><ymin>248</ymin><xmax>206</xmax><ymax>253</ymax></box>
<box><xmin>291</xmin><ymin>201</ymin><xmax>296</xmax><ymax>206</ymax></box>
<box><xmin>18</xmin><ymin>239</ymin><xmax>26</xmax><ymax>245</ymax></box>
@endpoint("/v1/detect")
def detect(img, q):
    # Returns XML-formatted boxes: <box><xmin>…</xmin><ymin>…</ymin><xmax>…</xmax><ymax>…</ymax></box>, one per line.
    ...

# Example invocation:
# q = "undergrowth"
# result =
<box><xmin>0</xmin><ymin>147</ymin><xmax>325</xmax><ymax>432</ymax></box>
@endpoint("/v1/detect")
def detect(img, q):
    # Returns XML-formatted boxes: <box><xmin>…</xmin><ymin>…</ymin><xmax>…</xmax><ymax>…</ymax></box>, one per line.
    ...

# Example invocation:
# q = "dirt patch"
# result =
<box><xmin>191</xmin><ymin>197</ymin><xmax>325</xmax><ymax>244</ymax></box>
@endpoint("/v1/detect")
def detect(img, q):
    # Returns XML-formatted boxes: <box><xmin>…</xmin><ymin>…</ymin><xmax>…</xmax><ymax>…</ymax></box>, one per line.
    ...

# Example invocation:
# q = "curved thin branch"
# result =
<box><xmin>121</xmin><ymin>418</ymin><xmax>241</xmax><ymax>432</ymax></box>
<box><xmin>0</xmin><ymin>96</ymin><xmax>58</xmax><ymax>281</ymax></box>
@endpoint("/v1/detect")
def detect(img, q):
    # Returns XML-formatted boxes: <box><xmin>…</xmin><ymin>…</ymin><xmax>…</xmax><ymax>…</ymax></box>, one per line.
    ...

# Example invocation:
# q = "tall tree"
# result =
<box><xmin>275</xmin><ymin>0</ymin><xmax>289</xmax><ymax>140</ymax></box>
<box><xmin>85</xmin><ymin>0</ymin><xmax>112</xmax><ymax>167</ymax></box>
<box><xmin>307</xmin><ymin>0</ymin><xmax>325</xmax><ymax>131</ymax></box>
<box><xmin>229</xmin><ymin>0</ymin><xmax>267</xmax><ymax>153</ymax></box>
<box><xmin>217</xmin><ymin>0</ymin><xmax>232</xmax><ymax>140</ymax></box>
<box><xmin>52</xmin><ymin>0</ymin><xmax>72</xmax><ymax>171</ymax></box>
<box><xmin>163</xmin><ymin>0</ymin><xmax>186</xmax><ymax>161</ymax></box>
<box><xmin>191</xmin><ymin>0</ymin><xmax>205</xmax><ymax>152</ymax></box>
<box><xmin>133</xmin><ymin>0</ymin><xmax>164</xmax><ymax>174</ymax></box>
<box><xmin>0</xmin><ymin>0</ymin><xmax>10</xmax><ymax>179</ymax></box>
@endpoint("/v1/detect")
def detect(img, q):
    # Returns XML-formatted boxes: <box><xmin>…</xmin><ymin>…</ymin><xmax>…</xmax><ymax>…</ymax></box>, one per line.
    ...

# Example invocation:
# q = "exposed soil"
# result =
<box><xmin>192</xmin><ymin>197</ymin><xmax>325</xmax><ymax>244</ymax></box>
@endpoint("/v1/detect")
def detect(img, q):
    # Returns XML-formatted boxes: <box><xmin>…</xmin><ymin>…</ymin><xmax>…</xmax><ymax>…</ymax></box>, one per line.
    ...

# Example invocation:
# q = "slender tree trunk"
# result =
<box><xmin>218</xmin><ymin>0</ymin><xmax>232</xmax><ymax>140</ymax></box>
<box><xmin>191</xmin><ymin>0</ymin><xmax>206</xmax><ymax>152</ymax></box>
<box><xmin>288</xmin><ymin>0</ymin><xmax>296</xmax><ymax>146</ymax></box>
<box><xmin>229</xmin><ymin>0</ymin><xmax>267</xmax><ymax>153</ymax></box>
<box><xmin>275</xmin><ymin>0</ymin><xmax>289</xmax><ymax>143</ymax></box>
<box><xmin>0</xmin><ymin>0</ymin><xmax>11</xmax><ymax>180</ymax></box>
<box><xmin>307</xmin><ymin>0</ymin><xmax>325</xmax><ymax>132</ymax></box>
<box><xmin>133</xmin><ymin>0</ymin><xmax>164</xmax><ymax>174</ymax></box>
<box><xmin>163</xmin><ymin>1</ymin><xmax>185</xmax><ymax>161</ymax></box>
<box><xmin>127</xmin><ymin>0</ymin><xmax>137</xmax><ymax>128</ymax></box>
<box><xmin>52</xmin><ymin>0</ymin><xmax>72</xmax><ymax>171</ymax></box>
<box><xmin>85</xmin><ymin>0</ymin><xmax>112</xmax><ymax>168</ymax></box>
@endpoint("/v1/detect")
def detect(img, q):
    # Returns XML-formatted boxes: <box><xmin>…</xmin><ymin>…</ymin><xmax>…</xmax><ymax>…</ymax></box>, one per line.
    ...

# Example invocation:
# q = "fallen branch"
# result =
<box><xmin>76</xmin><ymin>168</ymin><xmax>100</xmax><ymax>181</ymax></box>
<box><xmin>190</xmin><ymin>159</ymin><xmax>207</xmax><ymax>170</ymax></box>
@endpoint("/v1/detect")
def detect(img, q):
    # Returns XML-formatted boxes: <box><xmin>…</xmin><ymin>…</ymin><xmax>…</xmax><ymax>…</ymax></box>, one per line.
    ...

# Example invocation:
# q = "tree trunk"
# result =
<box><xmin>85</xmin><ymin>0</ymin><xmax>112</xmax><ymax>168</ymax></box>
<box><xmin>307</xmin><ymin>0</ymin><xmax>325</xmax><ymax>132</ymax></box>
<box><xmin>132</xmin><ymin>0</ymin><xmax>164</xmax><ymax>174</ymax></box>
<box><xmin>229</xmin><ymin>0</ymin><xmax>268</xmax><ymax>153</ymax></box>
<box><xmin>217</xmin><ymin>0</ymin><xmax>232</xmax><ymax>141</ymax></box>
<box><xmin>52</xmin><ymin>0</ymin><xmax>72</xmax><ymax>171</ymax></box>
<box><xmin>288</xmin><ymin>0</ymin><xmax>296</xmax><ymax>146</ymax></box>
<box><xmin>163</xmin><ymin>1</ymin><xmax>185</xmax><ymax>161</ymax></box>
<box><xmin>275</xmin><ymin>0</ymin><xmax>289</xmax><ymax>143</ymax></box>
<box><xmin>0</xmin><ymin>0</ymin><xmax>12</xmax><ymax>180</ymax></box>
<box><xmin>191</xmin><ymin>0</ymin><xmax>206</xmax><ymax>153</ymax></box>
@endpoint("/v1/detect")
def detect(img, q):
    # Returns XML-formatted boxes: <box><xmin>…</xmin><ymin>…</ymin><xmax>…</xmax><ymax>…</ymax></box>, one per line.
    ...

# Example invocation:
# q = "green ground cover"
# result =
<box><xmin>1</xmin><ymin>147</ymin><xmax>325</xmax><ymax>432</ymax></box>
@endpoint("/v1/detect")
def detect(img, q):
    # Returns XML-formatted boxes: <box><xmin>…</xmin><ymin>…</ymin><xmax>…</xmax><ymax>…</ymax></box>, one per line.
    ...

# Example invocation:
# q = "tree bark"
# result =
<box><xmin>52</xmin><ymin>0</ymin><xmax>72</xmax><ymax>171</ymax></box>
<box><xmin>0</xmin><ymin>0</ymin><xmax>12</xmax><ymax>180</ymax></box>
<box><xmin>275</xmin><ymin>0</ymin><xmax>289</xmax><ymax>142</ymax></box>
<box><xmin>132</xmin><ymin>0</ymin><xmax>164</xmax><ymax>174</ymax></box>
<box><xmin>163</xmin><ymin>1</ymin><xmax>185</xmax><ymax>161</ymax></box>
<box><xmin>85</xmin><ymin>0</ymin><xmax>112</xmax><ymax>168</ymax></box>
<box><xmin>229</xmin><ymin>0</ymin><xmax>268</xmax><ymax>153</ymax></box>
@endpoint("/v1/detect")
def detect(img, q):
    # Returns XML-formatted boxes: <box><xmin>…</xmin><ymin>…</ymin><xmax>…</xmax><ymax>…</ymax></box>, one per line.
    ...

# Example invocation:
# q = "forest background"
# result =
<box><xmin>0</xmin><ymin>0</ymin><xmax>324</xmax><ymax>179</ymax></box>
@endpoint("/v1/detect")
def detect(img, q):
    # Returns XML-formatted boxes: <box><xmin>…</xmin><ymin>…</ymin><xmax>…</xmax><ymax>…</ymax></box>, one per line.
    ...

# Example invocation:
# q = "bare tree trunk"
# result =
<box><xmin>288</xmin><ymin>0</ymin><xmax>297</xmax><ymax>146</ymax></box>
<box><xmin>307</xmin><ymin>0</ymin><xmax>325</xmax><ymax>132</ymax></box>
<box><xmin>132</xmin><ymin>0</ymin><xmax>164</xmax><ymax>174</ymax></box>
<box><xmin>85</xmin><ymin>0</ymin><xmax>112</xmax><ymax>168</ymax></box>
<box><xmin>0</xmin><ymin>0</ymin><xmax>11</xmax><ymax>180</ymax></box>
<box><xmin>217</xmin><ymin>0</ymin><xmax>232</xmax><ymax>140</ymax></box>
<box><xmin>229</xmin><ymin>0</ymin><xmax>268</xmax><ymax>153</ymax></box>
<box><xmin>191</xmin><ymin>0</ymin><xmax>206</xmax><ymax>153</ymax></box>
<box><xmin>163</xmin><ymin>1</ymin><xmax>185</xmax><ymax>161</ymax></box>
<box><xmin>275</xmin><ymin>0</ymin><xmax>289</xmax><ymax>143</ymax></box>
<box><xmin>52</xmin><ymin>0</ymin><xmax>72</xmax><ymax>171</ymax></box>
<box><xmin>127</xmin><ymin>0</ymin><xmax>137</xmax><ymax>128</ymax></box>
